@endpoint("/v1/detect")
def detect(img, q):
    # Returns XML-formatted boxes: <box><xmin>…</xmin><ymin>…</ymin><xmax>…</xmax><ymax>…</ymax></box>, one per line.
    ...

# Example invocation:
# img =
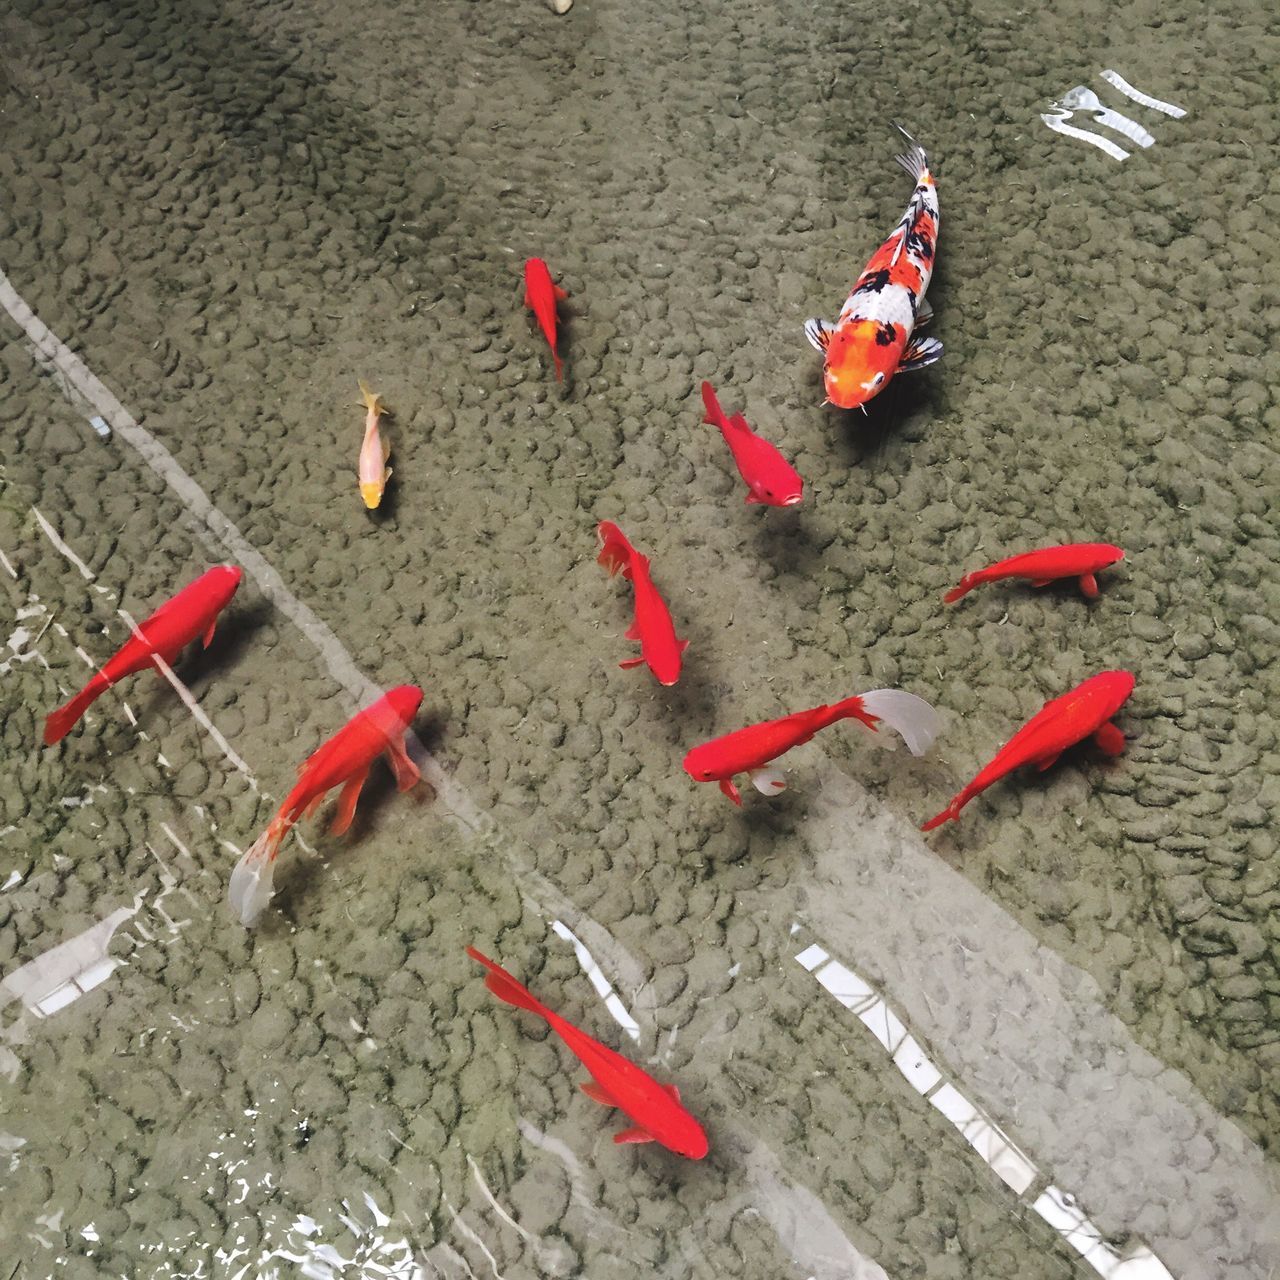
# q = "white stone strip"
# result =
<box><xmin>551</xmin><ymin>918</ymin><xmax>641</xmax><ymax>1042</ymax></box>
<box><xmin>1099</xmin><ymin>70</ymin><xmax>1187</xmax><ymax>118</ymax></box>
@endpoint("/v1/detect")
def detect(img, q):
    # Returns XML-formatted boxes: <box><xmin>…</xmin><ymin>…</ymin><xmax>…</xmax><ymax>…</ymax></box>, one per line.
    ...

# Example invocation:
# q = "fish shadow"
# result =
<box><xmin>749</xmin><ymin>509</ymin><xmax>828</xmax><ymax>579</ymax></box>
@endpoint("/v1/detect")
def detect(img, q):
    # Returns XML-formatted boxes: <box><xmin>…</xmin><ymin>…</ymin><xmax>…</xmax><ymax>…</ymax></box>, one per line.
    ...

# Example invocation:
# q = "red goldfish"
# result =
<box><xmin>806</xmin><ymin>127</ymin><xmax>942</xmax><ymax>410</ymax></box>
<box><xmin>700</xmin><ymin>382</ymin><xmax>803</xmax><ymax>507</ymax></box>
<box><xmin>684</xmin><ymin>688</ymin><xmax>940</xmax><ymax>804</ymax></box>
<box><xmin>356</xmin><ymin>380</ymin><xmax>393</xmax><ymax>510</ymax></box>
<box><xmin>466</xmin><ymin>946</ymin><xmax>708</xmax><ymax>1159</ymax></box>
<box><xmin>922</xmin><ymin>670</ymin><xmax>1135</xmax><ymax>831</ymax></box>
<box><xmin>597</xmin><ymin>521</ymin><xmax>688</xmax><ymax>686</ymax></box>
<box><xmin>229</xmin><ymin>685</ymin><xmax>423</xmax><ymax>926</ymax></box>
<box><xmin>945</xmin><ymin>543</ymin><xmax>1124</xmax><ymax>603</ymax></box>
<box><xmin>523</xmin><ymin>257</ymin><xmax>568</xmax><ymax>381</ymax></box>
<box><xmin>43</xmin><ymin>565</ymin><xmax>243</xmax><ymax>746</ymax></box>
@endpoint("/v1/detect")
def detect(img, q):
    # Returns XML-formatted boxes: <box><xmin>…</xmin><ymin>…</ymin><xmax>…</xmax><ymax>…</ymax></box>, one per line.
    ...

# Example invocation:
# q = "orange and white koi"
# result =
<box><xmin>597</xmin><ymin>521</ymin><xmax>688</xmax><ymax>686</ymax></box>
<box><xmin>922</xmin><ymin>670</ymin><xmax>1135</xmax><ymax>831</ymax></box>
<box><xmin>806</xmin><ymin>127</ymin><xmax>942</xmax><ymax>410</ymax></box>
<box><xmin>684</xmin><ymin>688</ymin><xmax>941</xmax><ymax>805</ymax></box>
<box><xmin>700</xmin><ymin>381</ymin><xmax>803</xmax><ymax>507</ymax></box>
<box><xmin>228</xmin><ymin>685</ymin><xmax>423</xmax><ymax>926</ymax></box>
<box><xmin>356</xmin><ymin>380</ymin><xmax>392</xmax><ymax>510</ymax></box>
<box><xmin>43</xmin><ymin>565</ymin><xmax>243</xmax><ymax>745</ymax></box>
<box><xmin>467</xmin><ymin>946</ymin><xmax>709</xmax><ymax>1158</ymax></box>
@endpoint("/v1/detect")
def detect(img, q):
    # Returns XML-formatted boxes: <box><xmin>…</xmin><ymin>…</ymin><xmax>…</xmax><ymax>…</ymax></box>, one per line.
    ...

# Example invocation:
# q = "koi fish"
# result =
<box><xmin>597</xmin><ymin>521</ymin><xmax>688</xmax><ymax>686</ymax></box>
<box><xmin>921</xmin><ymin>670</ymin><xmax>1135</xmax><ymax>831</ymax></box>
<box><xmin>805</xmin><ymin>127</ymin><xmax>942</xmax><ymax>410</ymax></box>
<box><xmin>523</xmin><ymin>257</ymin><xmax>568</xmax><ymax>381</ymax></box>
<box><xmin>43</xmin><ymin>565</ymin><xmax>243</xmax><ymax>746</ymax></box>
<box><xmin>356</xmin><ymin>380</ymin><xmax>392</xmax><ymax>510</ymax></box>
<box><xmin>466</xmin><ymin>946</ymin><xmax>708</xmax><ymax>1159</ymax></box>
<box><xmin>944</xmin><ymin>542</ymin><xmax>1124</xmax><ymax>603</ymax></box>
<box><xmin>684</xmin><ymin>688</ymin><xmax>941</xmax><ymax>804</ymax></box>
<box><xmin>228</xmin><ymin>685</ymin><xmax>423</xmax><ymax>926</ymax></box>
<box><xmin>700</xmin><ymin>381</ymin><xmax>803</xmax><ymax>508</ymax></box>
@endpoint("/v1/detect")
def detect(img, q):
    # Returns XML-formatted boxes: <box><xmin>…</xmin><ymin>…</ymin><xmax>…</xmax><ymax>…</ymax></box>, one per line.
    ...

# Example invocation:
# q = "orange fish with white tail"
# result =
<box><xmin>806</xmin><ymin>126</ymin><xmax>942</xmax><ymax>410</ymax></box>
<box><xmin>228</xmin><ymin>685</ymin><xmax>423</xmax><ymax>926</ymax></box>
<box><xmin>467</xmin><ymin>946</ymin><xmax>709</xmax><ymax>1159</ymax></box>
<box><xmin>922</xmin><ymin>670</ymin><xmax>1135</xmax><ymax>831</ymax></box>
<box><xmin>684</xmin><ymin>688</ymin><xmax>940</xmax><ymax>804</ymax></box>
<box><xmin>944</xmin><ymin>543</ymin><xmax>1124</xmax><ymax>604</ymax></box>
<box><xmin>597</xmin><ymin>521</ymin><xmax>688</xmax><ymax>686</ymax></box>
<box><xmin>43</xmin><ymin>565</ymin><xmax>242</xmax><ymax>746</ymax></box>
<box><xmin>356</xmin><ymin>380</ymin><xmax>393</xmax><ymax>510</ymax></box>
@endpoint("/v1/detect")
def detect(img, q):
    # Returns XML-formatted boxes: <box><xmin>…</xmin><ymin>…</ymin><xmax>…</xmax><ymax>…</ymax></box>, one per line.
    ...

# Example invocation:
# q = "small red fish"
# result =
<box><xmin>684</xmin><ymin>688</ymin><xmax>940</xmax><ymax>804</ymax></box>
<box><xmin>945</xmin><ymin>543</ymin><xmax>1124</xmax><ymax>604</ymax></box>
<box><xmin>229</xmin><ymin>685</ymin><xmax>423</xmax><ymax>926</ymax></box>
<box><xmin>921</xmin><ymin>670</ymin><xmax>1135</xmax><ymax>831</ymax></box>
<box><xmin>597</xmin><ymin>521</ymin><xmax>688</xmax><ymax>686</ymax></box>
<box><xmin>466</xmin><ymin>946</ymin><xmax>708</xmax><ymax>1159</ymax></box>
<box><xmin>43</xmin><ymin>565</ymin><xmax>243</xmax><ymax>746</ymax></box>
<box><xmin>523</xmin><ymin>257</ymin><xmax>568</xmax><ymax>381</ymax></box>
<box><xmin>700</xmin><ymin>382</ymin><xmax>804</xmax><ymax>508</ymax></box>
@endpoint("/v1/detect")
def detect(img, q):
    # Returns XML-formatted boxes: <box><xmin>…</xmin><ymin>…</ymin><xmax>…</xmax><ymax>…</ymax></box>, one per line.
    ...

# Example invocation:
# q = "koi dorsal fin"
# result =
<box><xmin>803</xmin><ymin>318</ymin><xmax>833</xmax><ymax>352</ymax></box>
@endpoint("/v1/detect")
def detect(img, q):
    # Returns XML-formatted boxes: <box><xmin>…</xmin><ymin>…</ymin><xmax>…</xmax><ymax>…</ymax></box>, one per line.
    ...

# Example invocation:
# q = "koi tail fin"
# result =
<box><xmin>356</xmin><ymin>379</ymin><xmax>389</xmax><ymax>417</ymax></box>
<box><xmin>466</xmin><ymin>947</ymin><xmax>549</xmax><ymax>1018</ymax></box>
<box><xmin>943</xmin><ymin>575</ymin><xmax>976</xmax><ymax>604</ymax></box>
<box><xmin>892</xmin><ymin>124</ymin><xmax>930</xmax><ymax>182</ymax></box>
<box><xmin>921</xmin><ymin>795</ymin><xmax>964</xmax><ymax>832</ymax></box>
<box><xmin>43</xmin><ymin>676</ymin><xmax>108</xmax><ymax>746</ymax></box>
<box><xmin>857</xmin><ymin>689</ymin><xmax>942</xmax><ymax>757</ymax></box>
<box><xmin>700</xmin><ymin>381</ymin><xmax>731</xmax><ymax>432</ymax></box>
<box><xmin>596</xmin><ymin>521</ymin><xmax>635</xmax><ymax>580</ymax></box>
<box><xmin>228</xmin><ymin>817</ymin><xmax>289</xmax><ymax>928</ymax></box>
<box><xmin>553</xmin><ymin>349</ymin><xmax>564</xmax><ymax>382</ymax></box>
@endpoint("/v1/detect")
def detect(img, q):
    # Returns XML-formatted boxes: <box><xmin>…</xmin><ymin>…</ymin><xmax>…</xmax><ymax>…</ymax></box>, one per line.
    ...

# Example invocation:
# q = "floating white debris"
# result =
<box><xmin>88</xmin><ymin>414</ymin><xmax>111</xmax><ymax>440</ymax></box>
<box><xmin>552</xmin><ymin>919</ymin><xmax>641</xmax><ymax>1042</ymax></box>
<box><xmin>1099</xmin><ymin>69</ymin><xmax>1186</xmax><ymax>118</ymax></box>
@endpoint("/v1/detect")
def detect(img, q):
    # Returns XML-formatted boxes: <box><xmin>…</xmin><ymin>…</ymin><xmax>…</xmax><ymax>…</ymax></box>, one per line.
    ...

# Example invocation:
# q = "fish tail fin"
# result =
<box><xmin>827</xmin><ymin>694</ymin><xmax>881</xmax><ymax>733</ymax></box>
<box><xmin>466</xmin><ymin>947</ymin><xmax>548</xmax><ymax>1018</ymax></box>
<box><xmin>700</xmin><ymin>381</ymin><xmax>729</xmax><ymax>431</ymax></box>
<box><xmin>228</xmin><ymin>817</ymin><xmax>289</xmax><ymax>928</ymax></box>
<box><xmin>892</xmin><ymin>123</ymin><xmax>930</xmax><ymax>182</ymax></box>
<box><xmin>921</xmin><ymin>798</ymin><xmax>961</xmax><ymax>832</ymax></box>
<box><xmin>553</xmin><ymin>349</ymin><xmax>564</xmax><ymax>382</ymax></box>
<box><xmin>857</xmin><ymin>689</ymin><xmax>942</xmax><ymax>756</ymax></box>
<box><xmin>596</xmin><ymin>521</ymin><xmax>635</xmax><ymax>579</ymax></box>
<box><xmin>356</xmin><ymin>379</ymin><xmax>389</xmax><ymax>417</ymax></box>
<box><xmin>943</xmin><ymin>575</ymin><xmax>975</xmax><ymax>604</ymax></box>
<box><xmin>43</xmin><ymin>676</ymin><xmax>108</xmax><ymax>746</ymax></box>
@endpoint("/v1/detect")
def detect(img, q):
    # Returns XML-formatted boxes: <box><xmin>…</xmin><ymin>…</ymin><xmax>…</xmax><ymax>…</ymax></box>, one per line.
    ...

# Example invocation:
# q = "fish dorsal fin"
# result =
<box><xmin>661</xmin><ymin>1083</ymin><xmax>681</xmax><ymax>1103</ymax></box>
<box><xmin>614</xmin><ymin>1125</ymin><xmax>656</xmax><ymax>1145</ymax></box>
<box><xmin>580</xmin><ymin>1080</ymin><xmax>616</xmax><ymax>1107</ymax></box>
<box><xmin>803</xmin><ymin>318</ymin><xmax>833</xmax><ymax>352</ymax></box>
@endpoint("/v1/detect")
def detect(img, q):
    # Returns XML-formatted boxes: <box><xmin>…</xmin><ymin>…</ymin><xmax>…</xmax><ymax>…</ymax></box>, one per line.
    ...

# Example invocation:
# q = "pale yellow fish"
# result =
<box><xmin>355</xmin><ymin>380</ymin><xmax>392</xmax><ymax>509</ymax></box>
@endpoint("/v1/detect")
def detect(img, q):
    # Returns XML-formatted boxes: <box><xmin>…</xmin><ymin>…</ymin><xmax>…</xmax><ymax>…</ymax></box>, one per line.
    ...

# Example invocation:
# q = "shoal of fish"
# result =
<box><xmin>38</xmin><ymin>129</ymin><xmax>1140</xmax><ymax>1161</ymax></box>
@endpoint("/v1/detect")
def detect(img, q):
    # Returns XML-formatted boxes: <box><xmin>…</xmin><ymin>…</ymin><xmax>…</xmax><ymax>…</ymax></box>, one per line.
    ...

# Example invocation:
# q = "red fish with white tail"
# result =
<box><xmin>228</xmin><ymin>685</ymin><xmax>423</xmax><ymax>926</ymax></box>
<box><xmin>806</xmin><ymin>127</ymin><xmax>942</xmax><ymax>410</ymax></box>
<box><xmin>467</xmin><ymin>946</ymin><xmax>709</xmax><ymax>1159</ymax></box>
<box><xmin>43</xmin><ymin>565</ymin><xmax>243</xmax><ymax>746</ymax></box>
<box><xmin>684</xmin><ymin>688</ymin><xmax>941</xmax><ymax>804</ymax></box>
<box><xmin>523</xmin><ymin>257</ymin><xmax>568</xmax><ymax>381</ymax></box>
<box><xmin>597</xmin><ymin>521</ymin><xmax>688</xmax><ymax>686</ymax></box>
<box><xmin>944</xmin><ymin>543</ymin><xmax>1124</xmax><ymax>603</ymax></box>
<box><xmin>700</xmin><ymin>381</ymin><xmax>803</xmax><ymax>507</ymax></box>
<box><xmin>356</xmin><ymin>380</ymin><xmax>393</xmax><ymax>510</ymax></box>
<box><xmin>921</xmin><ymin>670</ymin><xmax>1135</xmax><ymax>831</ymax></box>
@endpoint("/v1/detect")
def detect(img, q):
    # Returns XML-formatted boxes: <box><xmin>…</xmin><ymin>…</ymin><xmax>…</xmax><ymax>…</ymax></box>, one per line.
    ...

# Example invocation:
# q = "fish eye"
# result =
<box><xmin>873</xmin><ymin>372</ymin><xmax>885</xmax><ymax>385</ymax></box>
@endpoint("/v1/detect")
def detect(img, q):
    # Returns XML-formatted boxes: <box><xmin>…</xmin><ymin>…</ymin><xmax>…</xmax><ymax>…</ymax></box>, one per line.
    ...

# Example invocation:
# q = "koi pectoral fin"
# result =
<box><xmin>203</xmin><ymin>619</ymin><xmax>218</xmax><ymax>648</ymax></box>
<box><xmin>804</xmin><ymin>318</ymin><xmax>834</xmax><ymax>352</ymax></box>
<box><xmin>1094</xmin><ymin>722</ymin><xmax>1127</xmax><ymax>755</ymax></box>
<box><xmin>1079</xmin><ymin>572</ymin><xmax>1099</xmax><ymax>598</ymax></box>
<box><xmin>386</xmin><ymin>742</ymin><xmax>421</xmax><ymax>793</ymax></box>
<box><xmin>898</xmin><ymin>335</ymin><xmax>943</xmax><ymax>372</ymax></box>
<box><xmin>619</xmin><ymin>657</ymin><xmax>645</xmax><ymax>670</ymax></box>
<box><xmin>1035</xmin><ymin>752</ymin><xmax>1062</xmax><ymax>772</ymax></box>
<box><xmin>330</xmin><ymin>767</ymin><xmax>370</xmax><ymax>836</ymax></box>
<box><xmin>614</xmin><ymin>1125</ymin><xmax>656</xmax><ymax>1145</ymax></box>
<box><xmin>580</xmin><ymin>1081</ymin><xmax>617</xmax><ymax>1107</ymax></box>
<box><xmin>914</xmin><ymin>296</ymin><xmax>934</xmax><ymax>327</ymax></box>
<box><xmin>719</xmin><ymin>778</ymin><xmax>742</xmax><ymax>805</ymax></box>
